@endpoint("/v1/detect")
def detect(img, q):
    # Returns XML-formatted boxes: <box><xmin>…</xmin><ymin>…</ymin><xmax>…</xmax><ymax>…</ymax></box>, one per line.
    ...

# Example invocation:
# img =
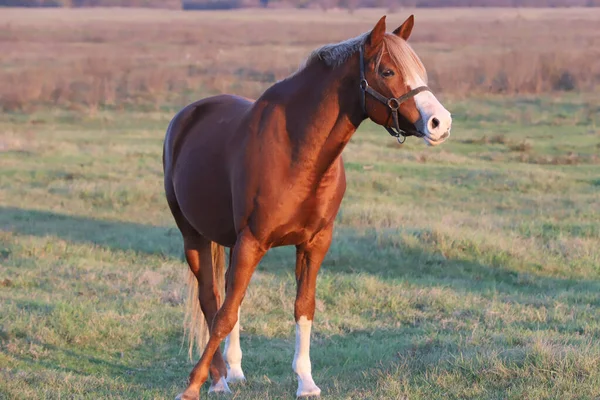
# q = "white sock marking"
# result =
<box><xmin>292</xmin><ymin>316</ymin><xmax>321</xmax><ymax>397</ymax></box>
<box><xmin>224</xmin><ymin>308</ymin><xmax>246</xmax><ymax>383</ymax></box>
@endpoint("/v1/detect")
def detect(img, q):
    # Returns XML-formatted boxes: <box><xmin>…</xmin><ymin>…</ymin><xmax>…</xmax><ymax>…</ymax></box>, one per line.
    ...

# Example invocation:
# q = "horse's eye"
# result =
<box><xmin>381</xmin><ymin>69</ymin><xmax>395</xmax><ymax>78</ymax></box>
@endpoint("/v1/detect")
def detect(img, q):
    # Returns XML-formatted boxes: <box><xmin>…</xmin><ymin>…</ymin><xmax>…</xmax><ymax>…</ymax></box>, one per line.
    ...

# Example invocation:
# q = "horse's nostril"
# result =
<box><xmin>431</xmin><ymin>117</ymin><xmax>440</xmax><ymax>130</ymax></box>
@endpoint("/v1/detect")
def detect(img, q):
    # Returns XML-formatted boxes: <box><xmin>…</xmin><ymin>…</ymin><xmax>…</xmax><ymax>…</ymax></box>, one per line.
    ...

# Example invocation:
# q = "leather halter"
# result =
<box><xmin>359</xmin><ymin>45</ymin><xmax>430</xmax><ymax>144</ymax></box>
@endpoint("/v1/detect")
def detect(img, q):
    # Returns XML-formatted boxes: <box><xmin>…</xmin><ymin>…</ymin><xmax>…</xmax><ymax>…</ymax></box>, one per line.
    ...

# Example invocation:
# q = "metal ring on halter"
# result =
<box><xmin>387</xmin><ymin>98</ymin><xmax>400</xmax><ymax>111</ymax></box>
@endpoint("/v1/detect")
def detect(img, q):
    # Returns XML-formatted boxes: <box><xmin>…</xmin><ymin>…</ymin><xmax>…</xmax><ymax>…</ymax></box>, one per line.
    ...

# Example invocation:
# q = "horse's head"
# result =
<box><xmin>360</xmin><ymin>16</ymin><xmax>451</xmax><ymax>146</ymax></box>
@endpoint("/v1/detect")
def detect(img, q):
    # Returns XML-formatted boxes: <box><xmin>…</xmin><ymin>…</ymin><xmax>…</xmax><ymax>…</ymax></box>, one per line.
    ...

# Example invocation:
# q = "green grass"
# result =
<box><xmin>1</xmin><ymin>94</ymin><xmax>600</xmax><ymax>399</ymax></box>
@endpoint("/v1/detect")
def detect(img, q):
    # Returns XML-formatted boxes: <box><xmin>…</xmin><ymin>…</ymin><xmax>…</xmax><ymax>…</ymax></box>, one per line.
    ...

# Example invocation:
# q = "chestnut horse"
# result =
<box><xmin>163</xmin><ymin>15</ymin><xmax>451</xmax><ymax>399</ymax></box>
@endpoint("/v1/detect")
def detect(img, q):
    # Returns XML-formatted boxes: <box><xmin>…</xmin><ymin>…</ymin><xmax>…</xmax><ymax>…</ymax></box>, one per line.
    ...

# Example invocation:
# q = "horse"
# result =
<box><xmin>163</xmin><ymin>15</ymin><xmax>452</xmax><ymax>399</ymax></box>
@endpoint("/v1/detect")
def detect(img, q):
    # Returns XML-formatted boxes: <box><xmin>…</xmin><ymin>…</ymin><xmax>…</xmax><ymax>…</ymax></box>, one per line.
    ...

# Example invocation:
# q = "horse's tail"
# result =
<box><xmin>184</xmin><ymin>242</ymin><xmax>226</xmax><ymax>360</ymax></box>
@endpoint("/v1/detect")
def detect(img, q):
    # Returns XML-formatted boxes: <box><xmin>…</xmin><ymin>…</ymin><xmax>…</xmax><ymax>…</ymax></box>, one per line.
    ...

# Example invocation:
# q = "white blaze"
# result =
<box><xmin>409</xmin><ymin>75</ymin><xmax>452</xmax><ymax>146</ymax></box>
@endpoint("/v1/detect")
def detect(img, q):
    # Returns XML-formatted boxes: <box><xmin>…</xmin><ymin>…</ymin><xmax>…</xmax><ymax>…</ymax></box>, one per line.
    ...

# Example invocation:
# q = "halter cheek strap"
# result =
<box><xmin>359</xmin><ymin>46</ymin><xmax>430</xmax><ymax>143</ymax></box>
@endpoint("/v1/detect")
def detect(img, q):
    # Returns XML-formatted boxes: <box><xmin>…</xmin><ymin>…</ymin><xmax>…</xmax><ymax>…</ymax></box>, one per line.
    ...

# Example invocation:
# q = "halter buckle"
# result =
<box><xmin>359</xmin><ymin>79</ymin><xmax>368</xmax><ymax>91</ymax></box>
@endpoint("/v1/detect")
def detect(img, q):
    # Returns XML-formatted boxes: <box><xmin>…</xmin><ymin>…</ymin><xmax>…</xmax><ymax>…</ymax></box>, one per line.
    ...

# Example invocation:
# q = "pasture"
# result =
<box><xmin>1</xmin><ymin>7</ymin><xmax>600</xmax><ymax>399</ymax></box>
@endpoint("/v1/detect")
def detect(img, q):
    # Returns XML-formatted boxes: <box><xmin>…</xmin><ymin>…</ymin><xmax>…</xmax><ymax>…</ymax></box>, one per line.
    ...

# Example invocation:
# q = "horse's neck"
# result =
<box><xmin>270</xmin><ymin>58</ymin><xmax>362</xmax><ymax>174</ymax></box>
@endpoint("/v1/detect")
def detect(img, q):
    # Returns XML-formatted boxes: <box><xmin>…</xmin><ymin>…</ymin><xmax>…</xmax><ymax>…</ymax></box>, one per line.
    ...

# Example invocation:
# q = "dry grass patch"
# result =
<box><xmin>2</xmin><ymin>8</ymin><xmax>600</xmax><ymax>112</ymax></box>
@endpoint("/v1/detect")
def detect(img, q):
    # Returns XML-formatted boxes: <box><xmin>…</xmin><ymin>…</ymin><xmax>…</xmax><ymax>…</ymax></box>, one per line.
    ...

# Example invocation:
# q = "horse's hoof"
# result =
<box><xmin>208</xmin><ymin>377</ymin><xmax>232</xmax><ymax>394</ymax></box>
<box><xmin>296</xmin><ymin>382</ymin><xmax>321</xmax><ymax>398</ymax></box>
<box><xmin>226</xmin><ymin>364</ymin><xmax>246</xmax><ymax>384</ymax></box>
<box><xmin>175</xmin><ymin>393</ymin><xmax>199</xmax><ymax>400</ymax></box>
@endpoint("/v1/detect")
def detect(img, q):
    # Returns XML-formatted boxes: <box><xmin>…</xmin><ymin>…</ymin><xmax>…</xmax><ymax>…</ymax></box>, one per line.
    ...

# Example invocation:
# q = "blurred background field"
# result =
<box><xmin>2</xmin><ymin>7</ymin><xmax>600</xmax><ymax>113</ymax></box>
<box><xmin>1</xmin><ymin>7</ymin><xmax>600</xmax><ymax>400</ymax></box>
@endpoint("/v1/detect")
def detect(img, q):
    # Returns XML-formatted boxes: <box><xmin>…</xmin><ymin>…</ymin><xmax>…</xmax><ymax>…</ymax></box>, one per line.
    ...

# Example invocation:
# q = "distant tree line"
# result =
<box><xmin>2</xmin><ymin>0</ymin><xmax>599</xmax><ymax>8</ymax></box>
<box><xmin>182</xmin><ymin>0</ymin><xmax>600</xmax><ymax>8</ymax></box>
<box><xmin>0</xmin><ymin>0</ymin><xmax>180</xmax><ymax>7</ymax></box>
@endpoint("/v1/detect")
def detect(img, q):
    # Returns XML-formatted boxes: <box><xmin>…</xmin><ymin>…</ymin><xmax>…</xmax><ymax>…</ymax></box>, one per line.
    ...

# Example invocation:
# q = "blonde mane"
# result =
<box><xmin>302</xmin><ymin>32</ymin><xmax>428</xmax><ymax>84</ymax></box>
<box><xmin>379</xmin><ymin>34</ymin><xmax>428</xmax><ymax>84</ymax></box>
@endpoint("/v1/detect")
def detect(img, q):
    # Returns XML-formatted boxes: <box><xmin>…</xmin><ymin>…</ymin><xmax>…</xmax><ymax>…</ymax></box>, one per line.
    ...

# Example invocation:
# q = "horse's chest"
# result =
<box><xmin>298</xmin><ymin>192</ymin><xmax>339</xmax><ymax>226</ymax></box>
<box><xmin>268</xmin><ymin>196</ymin><xmax>337</xmax><ymax>247</ymax></box>
<box><xmin>261</xmin><ymin>167</ymin><xmax>345</xmax><ymax>247</ymax></box>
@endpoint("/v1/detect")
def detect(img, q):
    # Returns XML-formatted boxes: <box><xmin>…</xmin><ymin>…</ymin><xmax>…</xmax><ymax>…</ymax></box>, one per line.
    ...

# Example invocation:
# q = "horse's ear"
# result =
<box><xmin>366</xmin><ymin>16</ymin><xmax>386</xmax><ymax>55</ymax></box>
<box><xmin>393</xmin><ymin>15</ymin><xmax>414</xmax><ymax>41</ymax></box>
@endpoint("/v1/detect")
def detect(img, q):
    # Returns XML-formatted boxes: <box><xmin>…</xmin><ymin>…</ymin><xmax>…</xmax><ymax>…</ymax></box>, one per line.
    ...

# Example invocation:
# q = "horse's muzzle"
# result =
<box><xmin>423</xmin><ymin>129</ymin><xmax>451</xmax><ymax>146</ymax></box>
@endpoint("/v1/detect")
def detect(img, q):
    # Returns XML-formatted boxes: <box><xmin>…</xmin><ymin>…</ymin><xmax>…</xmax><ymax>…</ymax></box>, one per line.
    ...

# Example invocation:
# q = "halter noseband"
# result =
<box><xmin>359</xmin><ymin>45</ymin><xmax>430</xmax><ymax>144</ymax></box>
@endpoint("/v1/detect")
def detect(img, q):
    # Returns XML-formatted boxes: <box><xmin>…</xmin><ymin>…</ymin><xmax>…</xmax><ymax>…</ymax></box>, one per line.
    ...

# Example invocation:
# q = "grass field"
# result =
<box><xmin>2</xmin><ymin>7</ymin><xmax>600</xmax><ymax>400</ymax></box>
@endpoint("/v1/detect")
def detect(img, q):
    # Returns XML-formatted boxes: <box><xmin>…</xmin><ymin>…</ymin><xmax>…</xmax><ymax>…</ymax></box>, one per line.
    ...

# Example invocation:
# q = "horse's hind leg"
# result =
<box><xmin>164</xmin><ymin>188</ymin><xmax>228</xmax><ymax>396</ymax></box>
<box><xmin>183</xmin><ymin>237</ymin><xmax>230</xmax><ymax>394</ymax></box>
<box><xmin>180</xmin><ymin>228</ymin><xmax>265</xmax><ymax>400</ymax></box>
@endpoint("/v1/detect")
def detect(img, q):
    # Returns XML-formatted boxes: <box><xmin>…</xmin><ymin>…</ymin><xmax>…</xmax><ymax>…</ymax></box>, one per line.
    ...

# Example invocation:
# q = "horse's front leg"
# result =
<box><xmin>177</xmin><ymin>228</ymin><xmax>266</xmax><ymax>400</ymax></box>
<box><xmin>222</xmin><ymin>249</ymin><xmax>246</xmax><ymax>384</ymax></box>
<box><xmin>223</xmin><ymin>307</ymin><xmax>246</xmax><ymax>383</ymax></box>
<box><xmin>293</xmin><ymin>224</ymin><xmax>333</xmax><ymax>398</ymax></box>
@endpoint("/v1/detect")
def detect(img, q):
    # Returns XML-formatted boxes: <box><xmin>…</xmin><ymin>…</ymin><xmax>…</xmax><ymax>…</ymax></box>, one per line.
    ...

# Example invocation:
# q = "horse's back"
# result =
<box><xmin>163</xmin><ymin>94</ymin><xmax>253</xmax><ymax>245</ymax></box>
<box><xmin>163</xmin><ymin>95</ymin><xmax>252</xmax><ymax>176</ymax></box>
